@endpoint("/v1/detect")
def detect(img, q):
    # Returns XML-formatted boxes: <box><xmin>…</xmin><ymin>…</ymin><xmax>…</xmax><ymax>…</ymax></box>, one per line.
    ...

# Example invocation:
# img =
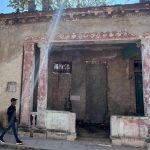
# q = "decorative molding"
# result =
<box><xmin>24</xmin><ymin>31</ymin><xmax>140</xmax><ymax>44</ymax></box>
<box><xmin>54</xmin><ymin>31</ymin><xmax>139</xmax><ymax>42</ymax></box>
<box><xmin>25</xmin><ymin>36</ymin><xmax>48</xmax><ymax>43</ymax></box>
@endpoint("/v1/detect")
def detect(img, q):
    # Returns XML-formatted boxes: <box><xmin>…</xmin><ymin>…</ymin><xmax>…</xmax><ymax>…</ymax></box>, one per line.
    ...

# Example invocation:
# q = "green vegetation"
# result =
<box><xmin>8</xmin><ymin>0</ymin><xmax>113</xmax><ymax>12</ymax></box>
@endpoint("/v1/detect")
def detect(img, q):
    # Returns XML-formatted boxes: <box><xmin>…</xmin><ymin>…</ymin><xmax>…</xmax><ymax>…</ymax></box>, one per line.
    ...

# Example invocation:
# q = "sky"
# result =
<box><xmin>0</xmin><ymin>0</ymin><xmax>139</xmax><ymax>14</ymax></box>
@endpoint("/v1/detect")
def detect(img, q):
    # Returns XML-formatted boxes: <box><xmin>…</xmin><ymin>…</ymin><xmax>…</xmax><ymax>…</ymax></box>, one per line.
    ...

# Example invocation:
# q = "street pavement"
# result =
<box><xmin>0</xmin><ymin>134</ymin><xmax>146</xmax><ymax>150</ymax></box>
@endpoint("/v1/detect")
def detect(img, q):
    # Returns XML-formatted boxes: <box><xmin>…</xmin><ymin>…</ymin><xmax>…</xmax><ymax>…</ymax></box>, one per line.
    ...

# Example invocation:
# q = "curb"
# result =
<box><xmin>0</xmin><ymin>143</ymin><xmax>52</xmax><ymax>150</ymax></box>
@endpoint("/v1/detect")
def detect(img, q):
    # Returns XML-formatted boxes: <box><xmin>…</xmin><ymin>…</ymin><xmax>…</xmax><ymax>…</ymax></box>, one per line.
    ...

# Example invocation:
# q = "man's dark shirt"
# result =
<box><xmin>7</xmin><ymin>105</ymin><xmax>17</xmax><ymax>123</ymax></box>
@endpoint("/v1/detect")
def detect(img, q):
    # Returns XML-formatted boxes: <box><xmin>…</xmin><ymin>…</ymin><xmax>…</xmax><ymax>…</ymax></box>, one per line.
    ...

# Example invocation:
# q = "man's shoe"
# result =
<box><xmin>0</xmin><ymin>138</ymin><xmax>5</xmax><ymax>144</ymax></box>
<box><xmin>16</xmin><ymin>140</ymin><xmax>23</xmax><ymax>145</ymax></box>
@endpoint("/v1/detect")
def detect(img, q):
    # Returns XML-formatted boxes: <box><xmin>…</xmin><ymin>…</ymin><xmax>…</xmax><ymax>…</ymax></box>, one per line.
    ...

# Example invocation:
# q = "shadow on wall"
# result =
<box><xmin>0</xmin><ymin>112</ymin><xmax>7</xmax><ymax>129</ymax></box>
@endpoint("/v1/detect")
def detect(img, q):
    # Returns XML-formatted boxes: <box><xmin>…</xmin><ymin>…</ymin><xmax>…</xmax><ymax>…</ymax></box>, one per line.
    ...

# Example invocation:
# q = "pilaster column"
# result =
<box><xmin>142</xmin><ymin>35</ymin><xmax>150</xmax><ymax>148</ymax></box>
<box><xmin>21</xmin><ymin>42</ymin><xmax>35</xmax><ymax>126</ymax></box>
<box><xmin>141</xmin><ymin>36</ymin><xmax>150</xmax><ymax>117</ymax></box>
<box><xmin>37</xmin><ymin>44</ymin><xmax>48</xmax><ymax>128</ymax></box>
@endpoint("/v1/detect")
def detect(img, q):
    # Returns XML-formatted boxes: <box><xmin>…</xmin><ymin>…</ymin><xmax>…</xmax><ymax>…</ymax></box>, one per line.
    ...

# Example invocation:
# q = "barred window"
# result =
<box><xmin>7</xmin><ymin>82</ymin><xmax>17</xmax><ymax>92</ymax></box>
<box><xmin>53</xmin><ymin>62</ymin><xmax>72</xmax><ymax>73</ymax></box>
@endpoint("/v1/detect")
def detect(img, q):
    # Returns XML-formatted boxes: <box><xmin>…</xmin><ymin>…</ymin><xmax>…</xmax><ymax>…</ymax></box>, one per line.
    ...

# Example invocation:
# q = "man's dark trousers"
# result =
<box><xmin>0</xmin><ymin>122</ymin><xmax>20</xmax><ymax>142</ymax></box>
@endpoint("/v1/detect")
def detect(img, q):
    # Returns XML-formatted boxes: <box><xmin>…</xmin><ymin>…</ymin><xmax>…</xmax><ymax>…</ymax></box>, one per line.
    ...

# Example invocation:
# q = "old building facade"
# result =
<box><xmin>0</xmin><ymin>0</ymin><xmax>150</xmax><ymax>147</ymax></box>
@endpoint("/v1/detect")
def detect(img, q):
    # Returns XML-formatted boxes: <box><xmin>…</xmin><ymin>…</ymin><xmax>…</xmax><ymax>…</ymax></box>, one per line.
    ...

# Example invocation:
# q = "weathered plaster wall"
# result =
<box><xmin>0</xmin><ymin>23</ymin><xmax>50</xmax><ymax>127</ymax></box>
<box><xmin>108</xmin><ymin>58</ymin><xmax>136</xmax><ymax>116</ymax></box>
<box><xmin>0</xmin><ymin>11</ymin><xmax>149</xmax><ymax>126</ymax></box>
<box><xmin>57</xmin><ymin>15</ymin><xmax>150</xmax><ymax>36</ymax></box>
<box><xmin>111</xmin><ymin>116</ymin><xmax>148</xmax><ymax>147</ymax></box>
<box><xmin>0</xmin><ymin>51</ymin><xmax>22</xmax><ymax>127</ymax></box>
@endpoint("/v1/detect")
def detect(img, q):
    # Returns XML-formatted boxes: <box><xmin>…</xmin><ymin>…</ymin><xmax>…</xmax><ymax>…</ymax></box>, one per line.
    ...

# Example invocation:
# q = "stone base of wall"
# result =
<box><xmin>18</xmin><ymin>127</ymin><xmax>76</xmax><ymax>141</ymax></box>
<box><xmin>111</xmin><ymin>137</ymin><xmax>146</xmax><ymax>148</ymax></box>
<box><xmin>147</xmin><ymin>143</ymin><xmax>150</xmax><ymax>150</ymax></box>
<box><xmin>47</xmin><ymin>130</ymin><xmax>76</xmax><ymax>141</ymax></box>
<box><xmin>111</xmin><ymin>116</ymin><xmax>148</xmax><ymax>148</ymax></box>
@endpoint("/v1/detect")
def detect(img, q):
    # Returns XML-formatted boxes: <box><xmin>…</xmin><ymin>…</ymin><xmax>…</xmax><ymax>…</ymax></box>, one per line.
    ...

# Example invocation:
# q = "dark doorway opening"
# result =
<box><xmin>134</xmin><ymin>60</ymin><xmax>144</xmax><ymax>116</ymax></box>
<box><xmin>76</xmin><ymin>120</ymin><xmax>110</xmax><ymax>143</ymax></box>
<box><xmin>77</xmin><ymin>61</ymin><xmax>110</xmax><ymax>143</ymax></box>
<box><xmin>32</xmin><ymin>44</ymin><xmax>40</xmax><ymax>112</ymax></box>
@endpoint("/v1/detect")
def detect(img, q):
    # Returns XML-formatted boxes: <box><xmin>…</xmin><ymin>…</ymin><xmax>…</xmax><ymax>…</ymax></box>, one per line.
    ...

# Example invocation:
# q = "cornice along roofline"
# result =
<box><xmin>0</xmin><ymin>2</ymin><xmax>150</xmax><ymax>25</ymax></box>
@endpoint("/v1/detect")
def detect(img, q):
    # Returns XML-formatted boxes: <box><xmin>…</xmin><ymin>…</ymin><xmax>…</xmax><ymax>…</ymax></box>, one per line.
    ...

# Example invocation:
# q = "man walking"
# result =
<box><xmin>0</xmin><ymin>98</ymin><xmax>22</xmax><ymax>144</ymax></box>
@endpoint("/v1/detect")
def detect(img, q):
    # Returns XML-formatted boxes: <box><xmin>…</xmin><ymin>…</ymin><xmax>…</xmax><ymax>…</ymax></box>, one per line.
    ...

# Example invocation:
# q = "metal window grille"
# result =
<box><xmin>7</xmin><ymin>82</ymin><xmax>17</xmax><ymax>92</ymax></box>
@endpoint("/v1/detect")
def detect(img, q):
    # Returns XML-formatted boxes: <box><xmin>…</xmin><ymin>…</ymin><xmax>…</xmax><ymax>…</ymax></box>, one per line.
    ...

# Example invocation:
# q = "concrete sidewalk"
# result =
<box><xmin>0</xmin><ymin>134</ymin><xmax>146</xmax><ymax>150</ymax></box>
